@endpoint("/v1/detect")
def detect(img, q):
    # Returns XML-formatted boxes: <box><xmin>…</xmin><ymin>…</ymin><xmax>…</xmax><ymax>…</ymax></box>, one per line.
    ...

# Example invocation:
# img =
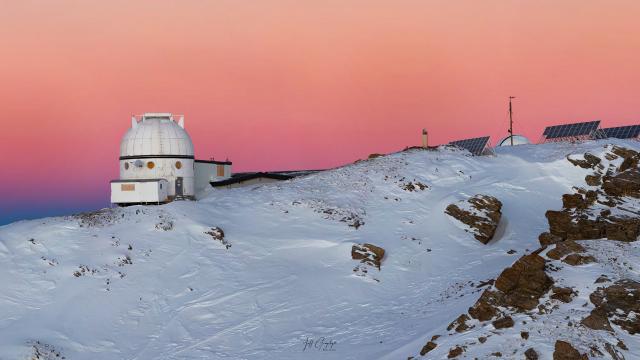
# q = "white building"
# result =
<box><xmin>110</xmin><ymin>113</ymin><xmax>232</xmax><ymax>205</ymax></box>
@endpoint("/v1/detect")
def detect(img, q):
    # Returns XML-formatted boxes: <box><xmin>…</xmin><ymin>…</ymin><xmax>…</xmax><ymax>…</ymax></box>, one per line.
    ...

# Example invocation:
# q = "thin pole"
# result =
<box><xmin>508</xmin><ymin>96</ymin><xmax>516</xmax><ymax>145</ymax></box>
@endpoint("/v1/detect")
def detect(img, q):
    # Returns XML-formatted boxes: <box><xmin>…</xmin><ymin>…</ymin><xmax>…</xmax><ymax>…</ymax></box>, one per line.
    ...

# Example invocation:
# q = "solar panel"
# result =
<box><xmin>601</xmin><ymin>125</ymin><xmax>640</xmax><ymax>139</ymax></box>
<box><xmin>449</xmin><ymin>136</ymin><xmax>490</xmax><ymax>155</ymax></box>
<box><xmin>542</xmin><ymin>120</ymin><xmax>601</xmax><ymax>139</ymax></box>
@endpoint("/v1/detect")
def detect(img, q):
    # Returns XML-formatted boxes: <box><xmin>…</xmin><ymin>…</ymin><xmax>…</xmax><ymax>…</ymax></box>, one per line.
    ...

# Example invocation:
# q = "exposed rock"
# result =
<box><xmin>447</xmin><ymin>346</ymin><xmax>464</xmax><ymax>358</ymax></box>
<box><xmin>524</xmin><ymin>348</ymin><xmax>538</xmax><ymax>360</ymax></box>
<box><xmin>401</xmin><ymin>181</ymin><xmax>428</xmax><ymax>192</ymax></box>
<box><xmin>351</xmin><ymin>243</ymin><xmax>385</xmax><ymax>269</ymax></box>
<box><xmin>419</xmin><ymin>341</ymin><xmax>437</xmax><ymax>356</ymax></box>
<box><xmin>492</xmin><ymin>316</ymin><xmax>514</xmax><ymax>329</ymax></box>
<box><xmin>562</xmin><ymin>194</ymin><xmax>588</xmax><ymax>209</ymax></box>
<box><xmin>604</xmin><ymin>342</ymin><xmax>625</xmax><ymax>360</ymax></box>
<box><xmin>546</xmin><ymin>241</ymin><xmax>586</xmax><ymax>260</ymax></box>
<box><xmin>368</xmin><ymin>153</ymin><xmax>383</xmax><ymax>159</ymax></box>
<box><xmin>602</xmin><ymin>168</ymin><xmax>640</xmax><ymax>198</ymax></box>
<box><xmin>605</xmin><ymin>217</ymin><xmax>640</xmax><ymax>241</ymax></box>
<box><xmin>562</xmin><ymin>253</ymin><xmax>596</xmax><ymax>266</ymax></box>
<box><xmin>539</xmin><ymin>232</ymin><xmax>563</xmax><ymax>246</ymax></box>
<box><xmin>553</xmin><ymin>340</ymin><xmax>587</xmax><ymax>360</ymax></box>
<box><xmin>585</xmin><ymin>174</ymin><xmax>602</xmax><ymax>186</ymax></box>
<box><xmin>447</xmin><ymin>314</ymin><xmax>471</xmax><ymax>332</ymax></box>
<box><xmin>581</xmin><ymin>307</ymin><xmax>612</xmax><ymax>332</ymax></box>
<box><xmin>445</xmin><ymin>194</ymin><xmax>502</xmax><ymax>244</ymax></box>
<box><xmin>567</xmin><ymin>153</ymin><xmax>601</xmax><ymax>169</ymax></box>
<box><xmin>584</xmin><ymin>279</ymin><xmax>640</xmax><ymax>334</ymax></box>
<box><xmin>520</xmin><ymin>331</ymin><xmax>529</xmax><ymax>340</ymax></box>
<box><xmin>205</xmin><ymin>227</ymin><xmax>230</xmax><ymax>249</ymax></box>
<box><xmin>551</xmin><ymin>287</ymin><xmax>575</xmax><ymax>303</ymax></box>
<box><xmin>468</xmin><ymin>253</ymin><xmax>552</xmax><ymax>325</ymax></box>
<box><xmin>468</xmin><ymin>290</ymin><xmax>501</xmax><ymax>321</ymax></box>
<box><xmin>541</xmin><ymin>146</ymin><xmax>640</xmax><ymax>245</ymax></box>
<box><xmin>493</xmin><ymin>253</ymin><xmax>553</xmax><ymax>311</ymax></box>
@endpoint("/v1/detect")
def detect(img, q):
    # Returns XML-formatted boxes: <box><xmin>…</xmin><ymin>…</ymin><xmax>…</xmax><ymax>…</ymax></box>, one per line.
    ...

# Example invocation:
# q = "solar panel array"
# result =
<box><xmin>542</xmin><ymin>120</ymin><xmax>600</xmax><ymax>139</ymax></box>
<box><xmin>601</xmin><ymin>125</ymin><xmax>640</xmax><ymax>139</ymax></box>
<box><xmin>449</xmin><ymin>136</ymin><xmax>490</xmax><ymax>156</ymax></box>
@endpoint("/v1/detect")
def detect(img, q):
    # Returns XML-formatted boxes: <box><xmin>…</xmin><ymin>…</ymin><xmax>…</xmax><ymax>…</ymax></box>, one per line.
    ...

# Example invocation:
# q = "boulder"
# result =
<box><xmin>445</xmin><ymin>195</ymin><xmax>502</xmax><ymax>244</ymax></box>
<box><xmin>553</xmin><ymin>341</ymin><xmax>588</xmax><ymax>360</ymax></box>
<box><xmin>420</xmin><ymin>341</ymin><xmax>437</xmax><ymax>356</ymax></box>
<box><xmin>550</xmin><ymin>287</ymin><xmax>575</xmax><ymax>303</ymax></box>
<box><xmin>585</xmin><ymin>174</ymin><xmax>602</xmax><ymax>186</ymax></box>
<box><xmin>447</xmin><ymin>346</ymin><xmax>464</xmax><ymax>358</ymax></box>
<box><xmin>492</xmin><ymin>316</ymin><xmax>514</xmax><ymax>329</ymax></box>
<box><xmin>524</xmin><ymin>348</ymin><xmax>538</xmax><ymax>360</ymax></box>
<box><xmin>351</xmin><ymin>243</ymin><xmax>385</xmax><ymax>269</ymax></box>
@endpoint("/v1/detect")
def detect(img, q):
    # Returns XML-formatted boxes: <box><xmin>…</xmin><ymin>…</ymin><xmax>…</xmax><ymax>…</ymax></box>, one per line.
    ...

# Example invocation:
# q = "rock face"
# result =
<box><xmin>445</xmin><ymin>194</ymin><xmax>502</xmax><ymax>244</ymax></box>
<box><xmin>540</xmin><ymin>146</ymin><xmax>640</xmax><ymax>246</ymax></box>
<box><xmin>582</xmin><ymin>279</ymin><xmax>640</xmax><ymax>335</ymax></box>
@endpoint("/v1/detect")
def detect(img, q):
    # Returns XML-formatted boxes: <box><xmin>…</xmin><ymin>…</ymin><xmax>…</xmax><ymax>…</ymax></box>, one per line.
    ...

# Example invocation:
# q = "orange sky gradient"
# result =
<box><xmin>1</xmin><ymin>1</ymin><xmax>639</xmax><ymax>223</ymax></box>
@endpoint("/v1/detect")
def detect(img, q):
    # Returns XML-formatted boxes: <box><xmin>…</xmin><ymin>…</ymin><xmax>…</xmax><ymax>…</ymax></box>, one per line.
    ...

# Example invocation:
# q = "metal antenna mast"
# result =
<box><xmin>508</xmin><ymin>96</ymin><xmax>516</xmax><ymax>146</ymax></box>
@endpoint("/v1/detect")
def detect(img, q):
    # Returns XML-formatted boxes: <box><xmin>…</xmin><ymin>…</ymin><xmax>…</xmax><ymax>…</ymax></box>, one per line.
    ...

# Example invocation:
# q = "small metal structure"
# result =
<box><xmin>601</xmin><ymin>125</ymin><xmax>640</xmax><ymax>139</ymax></box>
<box><xmin>448</xmin><ymin>136</ymin><xmax>491</xmax><ymax>156</ymax></box>
<box><xmin>540</xmin><ymin>120</ymin><xmax>606</xmax><ymax>143</ymax></box>
<box><xmin>508</xmin><ymin>96</ymin><xmax>516</xmax><ymax>146</ymax></box>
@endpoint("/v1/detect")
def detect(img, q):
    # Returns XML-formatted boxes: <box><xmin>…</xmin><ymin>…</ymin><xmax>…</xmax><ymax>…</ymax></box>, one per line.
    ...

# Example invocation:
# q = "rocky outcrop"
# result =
<box><xmin>445</xmin><ymin>195</ymin><xmax>502</xmax><ymax>244</ymax></box>
<box><xmin>447</xmin><ymin>314</ymin><xmax>471</xmax><ymax>333</ymax></box>
<box><xmin>582</xmin><ymin>279</ymin><xmax>640</xmax><ymax>335</ymax></box>
<box><xmin>540</xmin><ymin>146</ymin><xmax>640</xmax><ymax>245</ymax></box>
<box><xmin>566</xmin><ymin>153</ymin><xmax>601</xmax><ymax>169</ymax></box>
<box><xmin>467</xmin><ymin>253</ymin><xmax>552</xmax><ymax>322</ymax></box>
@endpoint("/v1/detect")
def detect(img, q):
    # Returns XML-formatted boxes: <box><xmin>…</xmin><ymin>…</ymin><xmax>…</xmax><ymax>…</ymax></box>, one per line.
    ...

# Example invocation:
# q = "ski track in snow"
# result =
<box><xmin>0</xmin><ymin>139</ymin><xmax>639</xmax><ymax>359</ymax></box>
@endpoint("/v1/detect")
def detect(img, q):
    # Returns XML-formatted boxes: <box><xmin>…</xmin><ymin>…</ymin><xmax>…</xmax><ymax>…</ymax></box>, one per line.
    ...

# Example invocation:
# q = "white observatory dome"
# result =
<box><xmin>120</xmin><ymin>113</ymin><xmax>194</xmax><ymax>157</ymax></box>
<box><xmin>497</xmin><ymin>134</ymin><xmax>531</xmax><ymax>146</ymax></box>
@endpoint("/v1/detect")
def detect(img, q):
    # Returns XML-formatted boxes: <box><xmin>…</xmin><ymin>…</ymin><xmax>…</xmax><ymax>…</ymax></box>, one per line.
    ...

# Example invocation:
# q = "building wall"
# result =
<box><xmin>110</xmin><ymin>180</ymin><xmax>169</xmax><ymax>204</ymax></box>
<box><xmin>217</xmin><ymin>176</ymin><xmax>281</xmax><ymax>189</ymax></box>
<box><xmin>194</xmin><ymin>162</ymin><xmax>232</xmax><ymax>194</ymax></box>
<box><xmin>119</xmin><ymin>158</ymin><xmax>195</xmax><ymax>197</ymax></box>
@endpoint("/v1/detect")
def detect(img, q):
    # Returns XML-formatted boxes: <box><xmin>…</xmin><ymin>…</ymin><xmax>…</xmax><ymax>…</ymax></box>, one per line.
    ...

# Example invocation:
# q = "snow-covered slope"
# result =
<box><xmin>0</xmin><ymin>140</ymin><xmax>638</xmax><ymax>360</ymax></box>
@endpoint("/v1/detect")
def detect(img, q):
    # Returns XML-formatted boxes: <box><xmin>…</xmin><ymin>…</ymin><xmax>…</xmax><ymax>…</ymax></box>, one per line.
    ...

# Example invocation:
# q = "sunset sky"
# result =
<box><xmin>1</xmin><ymin>1</ymin><xmax>639</xmax><ymax>225</ymax></box>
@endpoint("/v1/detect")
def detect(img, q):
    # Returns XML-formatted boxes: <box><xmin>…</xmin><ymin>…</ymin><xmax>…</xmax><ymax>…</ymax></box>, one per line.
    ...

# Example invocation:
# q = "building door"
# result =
<box><xmin>175</xmin><ymin>177</ymin><xmax>183</xmax><ymax>196</ymax></box>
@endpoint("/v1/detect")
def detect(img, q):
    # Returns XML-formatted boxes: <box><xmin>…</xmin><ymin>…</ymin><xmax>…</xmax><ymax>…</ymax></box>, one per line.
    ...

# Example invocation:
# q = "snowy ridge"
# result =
<box><xmin>0</xmin><ymin>140</ymin><xmax>639</xmax><ymax>359</ymax></box>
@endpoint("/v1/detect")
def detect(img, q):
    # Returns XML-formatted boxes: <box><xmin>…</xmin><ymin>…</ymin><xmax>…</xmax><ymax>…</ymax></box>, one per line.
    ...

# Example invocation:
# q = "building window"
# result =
<box><xmin>217</xmin><ymin>164</ymin><xmax>225</xmax><ymax>176</ymax></box>
<box><xmin>147</xmin><ymin>161</ymin><xmax>155</xmax><ymax>169</ymax></box>
<box><xmin>124</xmin><ymin>162</ymin><xmax>129</xmax><ymax>170</ymax></box>
<box><xmin>175</xmin><ymin>161</ymin><xmax>182</xmax><ymax>169</ymax></box>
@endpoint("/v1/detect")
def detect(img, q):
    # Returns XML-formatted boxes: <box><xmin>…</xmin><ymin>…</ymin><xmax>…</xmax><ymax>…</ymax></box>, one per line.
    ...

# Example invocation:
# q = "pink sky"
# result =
<box><xmin>1</xmin><ymin>1</ymin><xmax>639</xmax><ymax>223</ymax></box>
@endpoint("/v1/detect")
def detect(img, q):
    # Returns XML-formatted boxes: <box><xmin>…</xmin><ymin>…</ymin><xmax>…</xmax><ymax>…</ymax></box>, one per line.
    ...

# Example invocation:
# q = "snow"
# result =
<box><xmin>0</xmin><ymin>139</ymin><xmax>639</xmax><ymax>359</ymax></box>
